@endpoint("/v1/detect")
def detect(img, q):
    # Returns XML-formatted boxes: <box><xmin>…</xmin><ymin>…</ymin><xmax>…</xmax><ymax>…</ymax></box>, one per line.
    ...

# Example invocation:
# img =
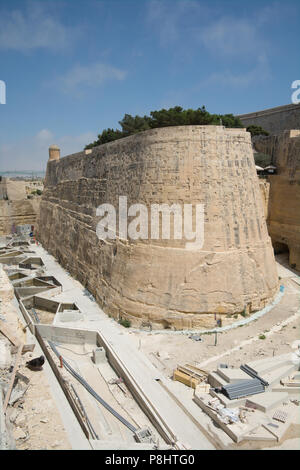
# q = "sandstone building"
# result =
<box><xmin>37</xmin><ymin>126</ymin><xmax>278</xmax><ymax>329</ymax></box>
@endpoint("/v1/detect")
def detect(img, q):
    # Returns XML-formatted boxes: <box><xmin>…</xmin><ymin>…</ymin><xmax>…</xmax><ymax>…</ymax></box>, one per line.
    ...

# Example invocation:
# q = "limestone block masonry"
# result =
<box><xmin>237</xmin><ymin>104</ymin><xmax>300</xmax><ymax>135</ymax></box>
<box><xmin>36</xmin><ymin>126</ymin><xmax>278</xmax><ymax>329</ymax></box>
<box><xmin>254</xmin><ymin>130</ymin><xmax>300</xmax><ymax>270</ymax></box>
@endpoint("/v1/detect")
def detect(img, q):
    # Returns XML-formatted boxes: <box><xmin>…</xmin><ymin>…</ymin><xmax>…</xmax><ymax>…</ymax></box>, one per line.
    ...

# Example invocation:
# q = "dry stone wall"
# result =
<box><xmin>37</xmin><ymin>126</ymin><xmax>278</xmax><ymax>329</ymax></box>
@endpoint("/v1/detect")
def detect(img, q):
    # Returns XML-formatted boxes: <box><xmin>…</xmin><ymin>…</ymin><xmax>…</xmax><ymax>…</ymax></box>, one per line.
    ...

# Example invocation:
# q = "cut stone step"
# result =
<box><xmin>246</xmin><ymin>354</ymin><xmax>293</xmax><ymax>375</ymax></box>
<box><xmin>217</xmin><ymin>368</ymin><xmax>251</xmax><ymax>384</ymax></box>
<box><xmin>243</xmin><ymin>425</ymin><xmax>277</xmax><ymax>442</ymax></box>
<box><xmin>245</xmin><ymin>392</ymin><xmax>289</xmax><ymax>412</ymax></box>
<box><xmin>207</xmin><ymin>371</ymin><xmax>228</xmax><ymax>388</ymax></box>
<box><xmin>263</xmin><ymin>364</ymin><xmax>297</xmax><ymax>387</ymax></box>
<box><xmin>271</xmin><ymin>386</ymin><xmax>300</xmax><ymax>396</ymax></box>
<box><xmin>209</xmin><ymin>388</ymin><xmax>248</xmax><ymax>409</ymax></box>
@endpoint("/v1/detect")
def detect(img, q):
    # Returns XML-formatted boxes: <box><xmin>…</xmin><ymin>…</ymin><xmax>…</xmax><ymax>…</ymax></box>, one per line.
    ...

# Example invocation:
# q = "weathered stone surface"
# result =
<box><xmin>238</xmin><ymin>103</ymin><xmax>300</xmax><ymax>135</ymax></box>
<box><xmin>0</xmin><ymin>264</ymin><xmax>14</xmax><ymax>303</ymax></box>
<box><xmin>259</xmin><ymin>181</ymin><xmax>270</xmax><ymax>219</ymax></box>
<box><xmin>254</xmin><ymin>130</ymin><xmax>300</xmax><ymax>270</ymax></box>
<box><xmin>37</xmin><ymin>126</ymin><xmax>278</xmax><ymax>329</ymax></box>
<box><xmin>0</xmin><ymin>178</ymin><xmax>41</xmax><ymax>235</ymax></box>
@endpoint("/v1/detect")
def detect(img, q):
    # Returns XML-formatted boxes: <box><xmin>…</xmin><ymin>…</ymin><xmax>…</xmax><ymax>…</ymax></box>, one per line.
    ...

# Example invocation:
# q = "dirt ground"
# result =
<box><xmin>130</xmin><ymin>256</ymin><xmax>300</xmax><ymax>379</ymax></box>
<box><xmin>1</xmin><ymin>298</ymin><xmax>71</xmax><ymax>450</ymax></box>
<box><xmin>1</xmin><ymin>253</ymin><xmax>299</xmax><ymax>450</ymax></box>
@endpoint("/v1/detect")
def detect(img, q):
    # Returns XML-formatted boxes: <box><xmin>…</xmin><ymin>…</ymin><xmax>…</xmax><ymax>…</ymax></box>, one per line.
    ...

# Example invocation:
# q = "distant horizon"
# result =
<box><xmin>0</xmin><ymin>170</ymin><xmax>45</xmax><ymax>176</ymax></box>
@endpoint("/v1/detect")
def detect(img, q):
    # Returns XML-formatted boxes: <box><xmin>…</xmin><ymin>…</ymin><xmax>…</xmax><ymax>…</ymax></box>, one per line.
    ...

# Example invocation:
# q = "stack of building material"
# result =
<box><xmin>173</xmin><ymin>364</ymin><xmax>207</xmax><ymax>389</ymax></box>
<box><xmin>194</xmin><ymin>354</ymin><xmax>300</xmax><ymax>444</ymax></box>
<box><xmin>222</xmin><ymin>379</ymin><xmax>265</xmax><ymax>400</ymax></box>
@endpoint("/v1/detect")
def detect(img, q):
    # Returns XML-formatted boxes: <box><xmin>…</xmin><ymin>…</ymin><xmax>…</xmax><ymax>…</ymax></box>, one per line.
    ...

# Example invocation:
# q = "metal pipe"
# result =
<box><xmin>49</xmin><ymin>341</ymin><xmax>137</xmax><ymax>434</ymax></box>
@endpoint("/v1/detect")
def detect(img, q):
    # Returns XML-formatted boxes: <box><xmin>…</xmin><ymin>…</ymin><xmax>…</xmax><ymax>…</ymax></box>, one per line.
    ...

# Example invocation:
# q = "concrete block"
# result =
<box><xmin>207</xmin><ymin>371</ymin><xmax>228</xmax><ymax>388</ymax></box>
<box><xmin>209</xmin><ymin>388</ymin><xmax>247</xmax><ymax>409</ymax></box>
<box><xmin>245</xmin><ymin>392</ymin><xmax>289</xmax><ymax>412</ymax></box>
<box><xmin>134</xmin><ymin>426</ymin><xmax>155</xmax><ymax>443</ymax></box>
<box><xmin>56</xmin><ymin>310</ymin><xmax>84</xmax><ymax>323</ymax></box>
<box><xmin>243</xmin><ymin>425</ymin><xmax>277</xmax><ymax>442</ymax></box>
<box><xmin>217</xmin><ymin>368</ymin><xmax>251</xmax><ymax>384</ymax></box>
<box><xmin>263</xmin><ymin>364</ymin><xmax>297</xmax><ymax>387</ymax></box>
<box><xmin>89</xmin><ymin>440</ymin><xmax>163</xmax><ymax>450</ymax></box>
<box><xmin>246</xmin><ymin>354</ymin><xmax>293</xmax><ymax>375</ymax></box>
<box><xmin>0</xmin><ymin>340</ymin><xmax>12</xmax><ymax>368</ymax></box>
<box><xmin>93</xmin><ymin>347</ymin><xmax>107</xmax><ymax>364</ymax></box>
<box><xmin>271</xmin><ymin>385</ymin><xmax>300</xmax><ymax>395</ymax></box>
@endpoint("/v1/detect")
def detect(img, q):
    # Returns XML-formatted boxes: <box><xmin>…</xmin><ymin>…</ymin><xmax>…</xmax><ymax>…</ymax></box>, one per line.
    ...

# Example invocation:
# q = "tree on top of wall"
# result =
<box><xmin>246</xmin><ymin>125</ymin><xmax>269</xmax><ymax>137</ymax></box>
<box><xmin>85</xmin><ymin>106</ymin><xmax>245</xmax><ymax>149</ymax></box>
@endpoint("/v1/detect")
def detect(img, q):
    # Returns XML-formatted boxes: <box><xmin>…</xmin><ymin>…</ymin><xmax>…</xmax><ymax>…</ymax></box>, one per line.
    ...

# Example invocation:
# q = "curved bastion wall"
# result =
<box><xmin>36</xmin><ymin>125</ymin><xmax>278</xmax><ymax>329</ymax></box>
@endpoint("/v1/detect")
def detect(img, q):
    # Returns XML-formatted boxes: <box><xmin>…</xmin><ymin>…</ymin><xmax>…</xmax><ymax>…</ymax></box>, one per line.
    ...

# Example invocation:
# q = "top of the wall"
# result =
<box><xmin>55</xmin><ymin>125</ymin><xmax>249</xmax><ymax>163</ymax></box>
<box><xmin>237</xmin><ymin>103</ymin><xmax>300</xmax><ymax>120</ymax></box>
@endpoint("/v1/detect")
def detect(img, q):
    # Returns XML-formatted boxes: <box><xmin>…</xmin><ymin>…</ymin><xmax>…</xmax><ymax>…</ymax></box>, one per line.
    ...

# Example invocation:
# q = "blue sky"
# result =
<box><xmin>0</xmin><ymin>0</ymin><xmax>299</xmax><ymax>171</ymax></box>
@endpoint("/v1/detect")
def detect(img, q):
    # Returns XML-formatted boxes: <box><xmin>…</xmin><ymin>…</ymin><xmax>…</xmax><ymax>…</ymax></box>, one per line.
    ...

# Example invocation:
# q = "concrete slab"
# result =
<box><xmin>246</xmin><ymin>354</ymin><xmax>294</xmax><ymax>375</ymax></box>
<box><xmin>209</xmin><ymin>388</ymin><xmax>247</xmax><ymax>408</ymax></box>
<box><xmin>263</xmin><ymin>364</ymin><xmax>297</xmax><ymax>387</ymax></box>
<box><xmin>272</xmin><ymin>385</ymin><xmax>300</xmax><ymax>395</ymax></box>
<box><xmin>207</xmin><ymin>371</ymin><xmax>228</xmax><ymax>388</ymax></box>
<box><xmin>89</xmin><ymin>439</ymin><xmax>168</xmax><ymax>450</ymax></box>
<box><xmin>246</xmin><ymin>392</ymin><xmax>289</xmax><ymax>412</ymax></box>
<box><xmin>217</xmin><ymin>368</ymin><xmax>251</xmax><ymax>384</ymax></box>
<box><xmin>261</xmin><ymin>402</ymin><xmax>299</xmax><ymax>442</ymax></box>
<box><xmin>243</xmin><ymin>425</ymin><xmax>277</xmax><ymax>442</ymax></box>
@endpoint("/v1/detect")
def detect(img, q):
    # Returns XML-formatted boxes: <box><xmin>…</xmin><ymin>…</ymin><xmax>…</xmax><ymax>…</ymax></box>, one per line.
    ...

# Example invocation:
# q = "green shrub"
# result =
<box><xmin>118</xmin><ymin>318</ymin><xmax>131</xmax><ymax>328</ymax></box>
<box><xmin>241</xmin><ymin>308</ymin><xmax>247</xmax><ymax>318</ymax></box>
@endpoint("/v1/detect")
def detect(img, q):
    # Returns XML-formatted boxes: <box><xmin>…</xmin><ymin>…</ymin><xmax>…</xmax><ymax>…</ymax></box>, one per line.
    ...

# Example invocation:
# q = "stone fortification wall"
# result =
<box><xmin>37</xmin><ymin>126</ymin><xmax>278</xmax><ymax>329</ymax></box>
<box><xmin>254</xmin><ymin>130</ymin><xmax>300</xmax><ymax>270</ymax></box>
<box><xmin>238</xmin><ymin>104</ymin><xmax>300</xmax><ymax>135</ymax></box>
<box><xmin>0</xmin><ymin>199</ymin><xmax>40</xmax><ymax>235</ymax></box>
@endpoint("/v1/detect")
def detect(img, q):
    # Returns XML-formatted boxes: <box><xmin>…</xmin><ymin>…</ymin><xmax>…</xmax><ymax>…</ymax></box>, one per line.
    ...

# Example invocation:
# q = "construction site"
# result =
<box><xmin>0</xmin><ymin>103</ymin><xmax>300</xmax><ymax>451</ymax></box>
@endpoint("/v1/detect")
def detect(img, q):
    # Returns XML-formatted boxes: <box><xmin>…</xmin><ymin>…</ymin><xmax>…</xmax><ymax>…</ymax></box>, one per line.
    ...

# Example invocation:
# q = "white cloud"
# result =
<box><xmin>147</xmin><ymin>0</ymin><xmax>205</xmax><ymax>47</ymax></box>
<box><xmin>0</xmin><ymin>129</ymin><xmax>96</xmax><ymax>171</ymax></box>
<box><xmin>54</xmin><ymin>62</ymin><xmax>127</xmax><ymax>95</ymax></box>
<box><xmin>0</xmin><ymin>2</ymin><xmax>79</xmax><ymax>52</ymax></box>
<box><xmin>204</xmin><ymin>54</ymin><xmax>271</xmax><ymax>88</ymax></box>
<box><xmin>200</xmin><ymin>17</ymin><xmax>267</xmax><ymax>58</ymax></box>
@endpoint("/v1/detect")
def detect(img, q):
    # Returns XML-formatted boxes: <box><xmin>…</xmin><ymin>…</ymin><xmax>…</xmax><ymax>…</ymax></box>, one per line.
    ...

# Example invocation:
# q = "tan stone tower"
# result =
<box><xmin>38</xmin><ymin>126</ymin><xmax>279</xmax><ymax>329</ymax></box>
<box><xmin>48</xmin><ymin>145</ymin><xmax>60</xmax><ymax>161</ymax></box>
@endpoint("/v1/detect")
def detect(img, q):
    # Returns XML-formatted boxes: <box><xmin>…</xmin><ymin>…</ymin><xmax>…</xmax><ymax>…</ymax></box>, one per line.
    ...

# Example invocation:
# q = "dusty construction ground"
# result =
<box><xmin>1</xmin><ymin>246</ymin><xmax>299</xmax><ymax>450</ymax></box>
<box><xmin>131</xmin><ymin>254</ymin><xmax>299</xmax><ymax>376</ymax></box>
<box><xmin>1</xmin><ymin>299</ymin><xmax>72</xmax><ymax>450</ymax></box>
<box><xmin>129</xmin><ymin>254</ymin><xmax>300</xmax><ymax>449</ymax></box>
